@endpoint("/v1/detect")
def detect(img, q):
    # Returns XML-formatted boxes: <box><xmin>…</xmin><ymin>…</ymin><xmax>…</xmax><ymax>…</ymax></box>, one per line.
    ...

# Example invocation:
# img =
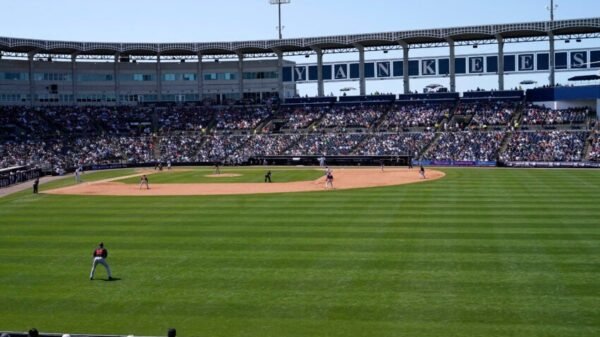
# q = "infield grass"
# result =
<box><xmin>0</xmin><ymin>167</ymin><xmax>598</xmax><ymax>337</ymax></box>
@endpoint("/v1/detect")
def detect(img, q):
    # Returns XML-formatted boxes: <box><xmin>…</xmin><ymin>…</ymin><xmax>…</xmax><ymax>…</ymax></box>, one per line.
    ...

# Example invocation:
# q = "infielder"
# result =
<box><xmin>419</xmin><ymin>165</ymin><xmax>426</xmax><ymax>179</ymax></box>
<box><xmin>90</xmin><ymin>242</ymin><xmax>113</xmax><ymax>280</ymax></box>
<box><xmin>325</xmin><ymin>171</ymin><xmax>334</xmax><ymax>189</ymax></box>
<box><xmin>139</xmin><ymin>175</ymin><xmax>150</xmax><ymax>189</ymax></box>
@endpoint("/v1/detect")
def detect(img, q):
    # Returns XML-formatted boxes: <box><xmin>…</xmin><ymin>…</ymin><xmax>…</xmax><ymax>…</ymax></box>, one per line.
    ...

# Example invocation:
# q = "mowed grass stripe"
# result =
<box><xmin>3</xmin><ymin>296</ymin><xmax>598</xmax><ymax>328</ymax></box>
<box><xmin>3</xmin><ymin>231</ymin><xmax>599</xmax><ymax>241</ymax></box>
<box><xmin>0</xmin><ymin>168</ymin><xmax>599</xmax><ymax>337</ymax></box>
<box><xmin>1</xmin><ymin>242</ymin><xmax>598</xmax><ymax>259</ymax></box>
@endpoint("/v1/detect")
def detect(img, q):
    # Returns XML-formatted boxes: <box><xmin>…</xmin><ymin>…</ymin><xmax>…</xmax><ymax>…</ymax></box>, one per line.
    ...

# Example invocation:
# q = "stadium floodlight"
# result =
<box><xmin>270</xmin><ymin>0</ymin><xmax>291</xmax><ymax>40</ymax></box>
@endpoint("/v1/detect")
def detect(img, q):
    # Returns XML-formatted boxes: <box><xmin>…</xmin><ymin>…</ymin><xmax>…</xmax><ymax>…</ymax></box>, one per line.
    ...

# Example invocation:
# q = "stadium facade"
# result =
<box><xmin>1</xmin><ymin>17</ymin><xmax>599</xmax><ymax>105</ymax></box>
<box><xmin>0</xmin><ymin>58</ymin><xmax>296</xmax><ymax>105</ymax></box>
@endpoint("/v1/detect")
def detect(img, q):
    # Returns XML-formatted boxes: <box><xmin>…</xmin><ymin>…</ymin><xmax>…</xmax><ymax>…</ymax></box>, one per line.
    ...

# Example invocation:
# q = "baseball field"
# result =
<box><xmin>0</xmin><ymin>167</ymin><xmax>598</xmax><ymax>337</ymax></box>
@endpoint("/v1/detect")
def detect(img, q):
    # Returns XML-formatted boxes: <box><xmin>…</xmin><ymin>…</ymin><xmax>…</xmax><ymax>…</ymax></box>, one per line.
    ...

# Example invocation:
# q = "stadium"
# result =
<box><xmin>0</xmin><ymin>1</ymin><xmax>599</xmax><ymax>337</ymax></box>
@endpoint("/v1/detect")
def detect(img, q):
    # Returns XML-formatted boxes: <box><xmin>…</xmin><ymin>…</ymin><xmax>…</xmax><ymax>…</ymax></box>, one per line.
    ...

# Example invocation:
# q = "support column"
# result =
<box><xmin>156</xmin><ymin>54</ymin><xmax>162</xmax><ymax>102</ymax></box>
<box><xmin>549</xmin><ymin>32</ymin><xmax>555</xmax><ymax>87</ymax></box>
<box><xmin>71</xmin><ymin>54</ymin><xmax>77</xmax><ymax>105</ymax></box>
<box><xmin>356</xmin><ymin>44</ymin><xmax>366</xmax><ymax>96</ymax></box>
<box><xmin>314</xmin><ymin>48</ymin><xmax>324</xmax><ymax>97</ymax></box>
<box><xmin>27</xmin><ymin>52</ymin><xmax>35</xmax><ymax>106</ymax></box>
<box><xmin>114</xmin><ymin>54</ymin><xmax>121</xmax><ymax>104</ymax></box>
<box><xmin>237</xmin><ymin>53</ymin><xmax>244</xmax><ymax>101</ymax></box>
<box><xmin>496</xmin><ymin>34</ymin><xmax>505</xmax><ymax>91</ymax></box>
<box><xmin>197</xmin><ymin>53</ymin><xmax>204</xmax><ymax>101</ymax></box>
<box><xmin>447</xmin><ymin>38</ymin><xmax>456</xmax><ymax>93</ymax></box>
<box><xmin>275</xmin><ymin>50</ymin><xmax>284</xmax><ymax>101</ymax></box>
<box><xmin>399</xmin><ymin>41</ymin><xmax>410</xmax><ymax>94</ymax></box>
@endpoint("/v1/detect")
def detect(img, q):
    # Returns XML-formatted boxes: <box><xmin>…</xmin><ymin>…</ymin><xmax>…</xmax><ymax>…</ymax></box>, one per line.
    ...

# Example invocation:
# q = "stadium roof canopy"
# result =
<box><xmin>1</xmin><ymin>17</ymin><xmax>599</xmax><ymax>59</ymax></box>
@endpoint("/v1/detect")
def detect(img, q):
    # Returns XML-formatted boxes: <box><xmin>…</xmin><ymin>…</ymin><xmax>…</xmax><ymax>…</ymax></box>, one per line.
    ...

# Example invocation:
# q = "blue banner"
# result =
<box><xmin>415</xmin><ymin>160</ymin><xmax>497</xmax><ymax>167</ymax></box>
<box><xmin>504</xmin><ymin>161</ymin><xmax>600</xmax><ymax>168</ymax></box>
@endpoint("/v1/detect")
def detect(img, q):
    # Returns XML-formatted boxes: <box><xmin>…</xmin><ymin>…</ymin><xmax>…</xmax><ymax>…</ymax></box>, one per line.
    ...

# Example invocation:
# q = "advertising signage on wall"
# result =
<box><xmin>283</xmin><ymin>48</ymin><xmax>600</xmax><ymax>82</ymax></box>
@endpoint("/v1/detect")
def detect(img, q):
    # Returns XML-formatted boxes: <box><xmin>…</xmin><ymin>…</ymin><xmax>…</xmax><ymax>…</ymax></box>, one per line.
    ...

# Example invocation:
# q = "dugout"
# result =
<box><xmin>0</xmin><ymin>165</ymin><xmax>42</xmax><ymax>188</ymax></box>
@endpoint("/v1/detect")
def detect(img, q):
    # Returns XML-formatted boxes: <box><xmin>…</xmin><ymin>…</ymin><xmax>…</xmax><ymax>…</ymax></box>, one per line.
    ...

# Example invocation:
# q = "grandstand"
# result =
<box><xmin>1</xmin><ymin>86</ymin><xmax>599</xmax><ymax>182</ymax></box>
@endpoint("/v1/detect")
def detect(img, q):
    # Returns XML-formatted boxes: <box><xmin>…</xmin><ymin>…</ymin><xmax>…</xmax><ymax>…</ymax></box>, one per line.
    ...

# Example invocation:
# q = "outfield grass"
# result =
<box><xmin>116</xmin><ymin>168</ymin><xmax>324</xmax><ymax>184</ymax></box>
<box><xmin>0</xmin><ymin>168</ymin><xmax>599</xmax><ymax>337</ymax></box>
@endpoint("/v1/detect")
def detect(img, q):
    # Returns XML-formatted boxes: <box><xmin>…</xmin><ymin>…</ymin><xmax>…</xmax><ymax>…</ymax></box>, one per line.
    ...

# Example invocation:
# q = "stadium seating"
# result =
<box><xmin>522</xmin><ymin>105</ymin><xmax>589</xmax><ymax>125</ymax></box>
<box><xmin>586</xmin><ymin>132</ymin><xmax>600</xmax><ymax>161</ymax></box>
<box><xmin>354</xmin><ymin>132</ymin><xmax>435</xmax><ymax>157</ymax></box>
<box><xmin>0</xmin><ymin>99</ymin><xmax>597</xmax><ymax>174</ymax></box>
<box><xmin>378</xmin><ymin>103</ymin><xmax>451</xmax><ymax>131</ymax></box>
<box><xmin>423</xmin><ymin>131</ymin><xmax>504</xmax><ymax>162</ymax></box>
<box><xmin>501</xmin><ymin>131</ymin><xmax>587</xmax><ymax>162</ymax></box>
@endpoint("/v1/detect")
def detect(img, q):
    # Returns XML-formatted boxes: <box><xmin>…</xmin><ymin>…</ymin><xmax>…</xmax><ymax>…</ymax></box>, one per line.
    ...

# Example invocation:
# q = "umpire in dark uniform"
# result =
<box><xmin>264</xmin><ymin>170</ymin><xmax>272</xmax><ymax>183</ymax></box>
<box><xmin>33</xmin><ymin>177</ymin><xmax>39</xmax><ymax>194</ymax></box>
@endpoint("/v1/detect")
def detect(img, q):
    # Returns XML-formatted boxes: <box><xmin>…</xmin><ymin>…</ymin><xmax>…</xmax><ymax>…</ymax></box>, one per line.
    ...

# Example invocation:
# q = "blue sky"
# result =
<box><xmin>1</xmin><ymin>0</ymin><xmax>599</xmax><ymax>95</ymax></box>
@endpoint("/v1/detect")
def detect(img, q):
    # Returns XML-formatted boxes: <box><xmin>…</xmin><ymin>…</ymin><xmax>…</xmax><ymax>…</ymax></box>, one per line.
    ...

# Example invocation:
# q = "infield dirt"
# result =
<box><xmin>43</xmin><ymin>167</ymin><xmax>445</xmax><ymax>196</ymax></box>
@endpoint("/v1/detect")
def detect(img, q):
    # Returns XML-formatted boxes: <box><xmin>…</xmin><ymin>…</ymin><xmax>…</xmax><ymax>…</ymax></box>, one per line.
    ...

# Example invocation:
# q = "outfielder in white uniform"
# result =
<box><xmin>90</xmin><ymin>242</ymin><xmax>113</xmax><ymax>280</ymax></box>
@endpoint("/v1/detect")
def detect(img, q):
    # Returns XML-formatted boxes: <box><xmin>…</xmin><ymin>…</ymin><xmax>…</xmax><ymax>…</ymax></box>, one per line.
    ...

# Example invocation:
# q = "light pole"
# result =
<box><xmin>269</xmin><ymin>0</ymin><xmax>290</xmax><ymax>40</ymax></box>
<box><xmin>546</xmin><ymin>0</ymin><xmax>558</xmax><ymax>86</ymax></box>
<box><xmin>546</xmin><ymin>0</ymin><xmax>558</xmax><ymax>22</ymax></box>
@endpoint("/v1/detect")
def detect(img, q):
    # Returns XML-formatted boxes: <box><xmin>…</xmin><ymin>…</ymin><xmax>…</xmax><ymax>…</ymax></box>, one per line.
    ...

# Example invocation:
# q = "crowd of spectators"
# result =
<box><xmin>285</xmin><ymin>133</ymin><xmax>365</xmax><ymax>156</ymax></box>
<box><xmin>0</xmin><ymin>106</ymin><xmax>54</xmax><ymax>139</ymax></box>
<box><xmin>501</xmin><ymin>131</ymin><xmax>587</xmax><ymax>162</ymax></box>
<box><xmin>423</xmin><ymin>131</ymin><xmax>504</xmax><ymax>162</ymax></box>
<box><xmin>355</xmin><ymin>133</ymin><xmax>435</xmax><ymax>157</ymax></box>
<box><xmin>234</xmin><ymin>134</ymin><xmax>301</xmax><ymax>160</ymax></box>
<box><xmin>588</xmin><ymin>133</ymin><xmax>600</xmax><ymax>161</ymax></box>
<box><xmin>0</xmin><ymin>136</ymin><xmax>153</xmax><ymax>170</ymax></box>
<box><xmin>0</xmin><ymin>140</ymin><xmax>54</xmax><ymax>168</ymax></box>
<box><xmin>277</xmin><ymin>106</ymin><xmax>327</xmax><ymax>130</ymax></box>
<box><xmin>195</xmin><ymin>134</ymin><xmax>251</xmax><ymax>163</ymax></box>
<box><xmin>36</xmin><ymin>106</ymin><xmax>155</xmax><ymax>136</ymax></box>
<box><xmin>159</xmin><ymin>135</ymin><xmax>204</xmax><ymax>163</ymax></box>
<box><xmin>379</xmin><ymin>103</ymin><xmax>451</xmax><ymax>130</ymax></box>
<box><xmin>158</xmin><ymin>106</ymin><xmax>213</xmax><ymax>132</ymax></box>
<box><xmin>319</xmin><ymin>105</ymin><xmax>384</xmax><ymax>129</ymax></box>
<box><xmin>0</xmin><ymin>102</ymin><xmax>598</xmax><ymax>174</ymax></box>
<box><xmin>522</xmin><ymin>105</ymin><xmax>589</xmax><ymax>125</ymax></box>
<box><xmin>215</xmin><ymin>106</ymin><xmax>271</xmax><ymax>130</ymax></box>
<box><xmin>465</xmin><ymin>101</ymin><xmax>517</xmax><ymax>128</ymax></box>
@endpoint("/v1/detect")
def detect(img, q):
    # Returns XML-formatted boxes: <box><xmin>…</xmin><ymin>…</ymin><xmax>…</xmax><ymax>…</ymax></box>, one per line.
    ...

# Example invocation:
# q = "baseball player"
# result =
<box><xmin>419</xmin><ymin>165</ymin><xmax>426</xmax><ymax>179</ymax></box>
<box><xmin>264</xmin><ymin>170</ymin><xmax>272</xmax><ymax>183</ymax></box>
<box><xmin>139</xmin><ymin>175</ymin><xmax>150</xmax><ymax>189</ymax></box>
<box><xmin>90</xmin><ymin>242</ymin><xmax>113</xmax><ymax>280</ymax></box>
<box><xmin>32</xmin><ymin>177</ymin><xmax>39</xmax><ymax>194</ymax></box>
<box><xmin>75</xmin><ymin>167</ymin><xmax>82</xmax><ymax>183</ymax></box>
<box><xmin>325</xmin><ymin>171</ymin><xmax>334</xmax><ymax>189</ymax></box>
